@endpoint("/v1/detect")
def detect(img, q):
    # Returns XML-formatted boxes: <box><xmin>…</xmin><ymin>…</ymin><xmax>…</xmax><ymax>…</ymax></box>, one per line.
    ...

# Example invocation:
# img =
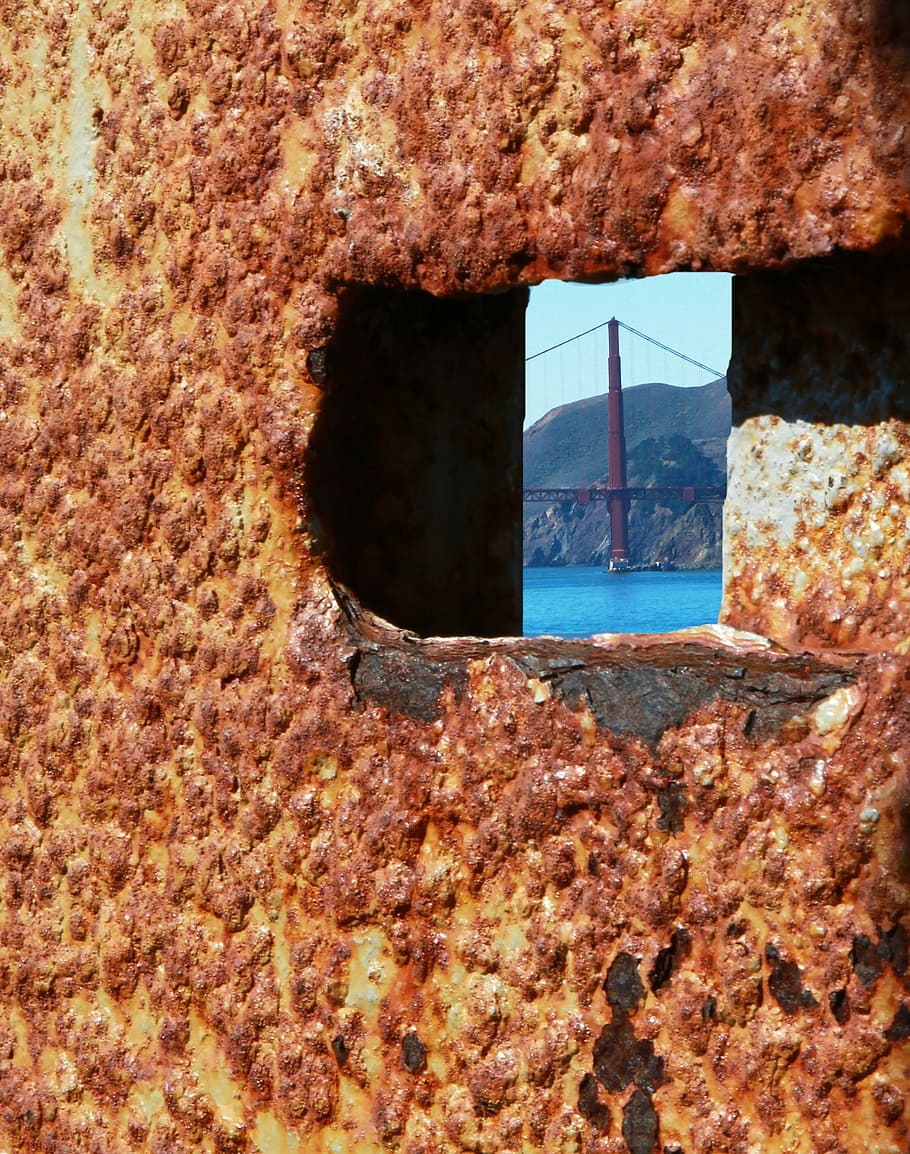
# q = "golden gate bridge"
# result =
<box><xmin>523</xmin><ymin>317</ymin><xmax>727</xmax><ymax>570</ymax></box>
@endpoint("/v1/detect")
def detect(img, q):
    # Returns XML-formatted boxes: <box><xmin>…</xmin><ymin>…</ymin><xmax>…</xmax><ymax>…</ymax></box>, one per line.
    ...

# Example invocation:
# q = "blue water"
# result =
<box><xmin>523</xmin><ymin>567</ymin><xmax>723</xmax><ymax>638</ymax></box>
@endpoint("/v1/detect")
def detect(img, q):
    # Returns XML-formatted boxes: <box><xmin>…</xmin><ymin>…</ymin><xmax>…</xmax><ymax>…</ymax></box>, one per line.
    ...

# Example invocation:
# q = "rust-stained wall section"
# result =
<box><xmin>0</xmin><ymin>1</ymin><xmax>907</xmax><ymax>1152</ymax></box>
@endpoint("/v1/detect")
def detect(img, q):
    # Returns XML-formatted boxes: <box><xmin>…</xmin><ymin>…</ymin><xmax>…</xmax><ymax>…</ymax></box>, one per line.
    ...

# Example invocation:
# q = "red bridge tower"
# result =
<box><xmin>607</xmin><ymin>317</ymin><xmax>630</xmax><ymax>568</ymax></box>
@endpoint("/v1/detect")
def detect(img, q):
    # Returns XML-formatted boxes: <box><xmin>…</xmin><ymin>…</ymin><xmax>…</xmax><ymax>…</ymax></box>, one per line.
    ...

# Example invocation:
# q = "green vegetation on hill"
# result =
<box><xmin>627</xmin><ymin>433</ymin><xmax>725</xmax><ymax>489</ymax></box>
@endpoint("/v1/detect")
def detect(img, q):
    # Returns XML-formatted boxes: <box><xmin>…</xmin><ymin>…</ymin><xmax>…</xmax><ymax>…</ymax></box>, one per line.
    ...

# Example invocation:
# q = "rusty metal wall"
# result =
<box><xmin>0</xmin><ymin>1</ymin><xmax>907</xmax><ymax>1152</ymax></box>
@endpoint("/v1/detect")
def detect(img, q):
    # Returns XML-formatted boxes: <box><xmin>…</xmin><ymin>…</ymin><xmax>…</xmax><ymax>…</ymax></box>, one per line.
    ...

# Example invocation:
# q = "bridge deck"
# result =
<box><xmin>523</xmin><ymin>486</ymin><xmax>726</xmax><ymax>503</ymax></box>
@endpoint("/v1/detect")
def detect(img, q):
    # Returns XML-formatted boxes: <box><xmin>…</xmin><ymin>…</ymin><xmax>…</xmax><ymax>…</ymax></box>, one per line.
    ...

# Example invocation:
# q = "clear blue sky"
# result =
<box><xmin>525</xmin><ymin>273</ymin><xmax>732</xmax><ymax>428</ymax></box>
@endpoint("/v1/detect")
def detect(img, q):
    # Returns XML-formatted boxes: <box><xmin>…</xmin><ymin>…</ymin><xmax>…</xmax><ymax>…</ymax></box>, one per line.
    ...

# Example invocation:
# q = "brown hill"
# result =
<box><xmin>523</xmin><ymin>377</ymin><xmax>730</xmax><ymax>488</ymax></box>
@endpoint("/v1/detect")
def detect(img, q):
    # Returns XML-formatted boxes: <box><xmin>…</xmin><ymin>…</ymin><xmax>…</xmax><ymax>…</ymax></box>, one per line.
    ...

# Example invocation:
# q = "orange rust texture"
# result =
<box><xmin>0</xmin><ymin>1</ymin><xmax>907</xmax><ymax>1153</ymax></box>
<box><xmin>0</xmin><ymin>631</ymin><xmax>909</xmax><ymax>1154</ymax></box>
<box><xmin>722</xmin><ymin>254</ymin><xmax>910</xmax><ymax>651</ymax></box>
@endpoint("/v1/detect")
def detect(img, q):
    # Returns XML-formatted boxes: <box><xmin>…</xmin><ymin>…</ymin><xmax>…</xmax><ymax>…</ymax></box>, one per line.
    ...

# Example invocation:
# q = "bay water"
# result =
<box><xmin>523</xmin><ymin>567</ymin><xmax>723</xmax><ymax>638</ymax></box>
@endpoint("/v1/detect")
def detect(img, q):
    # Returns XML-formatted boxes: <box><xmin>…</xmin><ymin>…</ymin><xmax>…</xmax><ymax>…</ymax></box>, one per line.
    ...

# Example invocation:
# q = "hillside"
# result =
<box><xmin>523</xmin><ymin>376</ymin><xmax>730</xmax><ymax>487</ymax></box>
<box><xmin>523</xmin><ymin>379</ymin><xmax>731</xmax><ymax>568</ymax></box>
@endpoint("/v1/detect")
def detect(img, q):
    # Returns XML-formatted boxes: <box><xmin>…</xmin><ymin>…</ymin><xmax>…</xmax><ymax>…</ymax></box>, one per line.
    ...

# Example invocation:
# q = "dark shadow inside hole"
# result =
<box><xmin>729</xmin><ymin>250</ymin><xmax>910</xmax><ymax>425</ymax></box>
<box><xmin>872</xmin><ymin>0</ymin><xmax>910</xmax><ymax>72</ymax></box>
<box><xmin>306</xmin><ymin>285</ymin><xmax>528</xmax><ymax>638</ymax></box>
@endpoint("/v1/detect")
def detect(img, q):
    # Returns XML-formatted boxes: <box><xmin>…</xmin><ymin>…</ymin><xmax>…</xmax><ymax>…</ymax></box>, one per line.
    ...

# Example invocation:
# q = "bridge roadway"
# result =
<box><xmin>523</xmin><ymin>485</ymin><xmax>726</xmax><ymax>505</ymax></box>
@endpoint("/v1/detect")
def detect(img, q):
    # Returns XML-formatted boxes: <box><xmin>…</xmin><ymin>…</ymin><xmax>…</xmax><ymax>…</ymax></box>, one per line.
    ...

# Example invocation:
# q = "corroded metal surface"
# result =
<box><xmin>0</xmin><ymin>0</ymin><xmax>909</xmax><ymax>311</ymax></box>
<box><xmin>0</xmin><ymin>615</ymin><xmax>908</xmax><ymax>1152</ymax></box>
<box><xmin>0</xmin><ymin>1</ymin><xmax>908</xmax><ymax>1152</ymax></box>
<box><xmin>725</xmin><ymin>416</ymin><xmax>910</xmax><ymax>650</ymax></box>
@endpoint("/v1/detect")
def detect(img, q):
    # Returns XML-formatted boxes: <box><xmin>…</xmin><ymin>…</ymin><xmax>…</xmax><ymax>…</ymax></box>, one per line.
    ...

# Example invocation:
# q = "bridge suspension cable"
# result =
<box><xmin>525</xmin><ymin>320</ymin><xmax>611</xmax><ymax>362</ymax></box>
<box><xmin>526</xmin><ymin>317</ymin><xmax>724</xmax><ymax>378</ymax></box>
<box><xmin>614</xmin><ymin>321</ymin><xmax>723</xmax><ymax>378</ymax></box>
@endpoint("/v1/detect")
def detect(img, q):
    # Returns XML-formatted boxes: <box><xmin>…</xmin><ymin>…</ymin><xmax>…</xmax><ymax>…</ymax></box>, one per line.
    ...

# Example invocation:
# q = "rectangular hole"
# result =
<box><xmin>306</xmin><ymin>276</ymin><xmax>731</xmax><ymax>640</ymax></box>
